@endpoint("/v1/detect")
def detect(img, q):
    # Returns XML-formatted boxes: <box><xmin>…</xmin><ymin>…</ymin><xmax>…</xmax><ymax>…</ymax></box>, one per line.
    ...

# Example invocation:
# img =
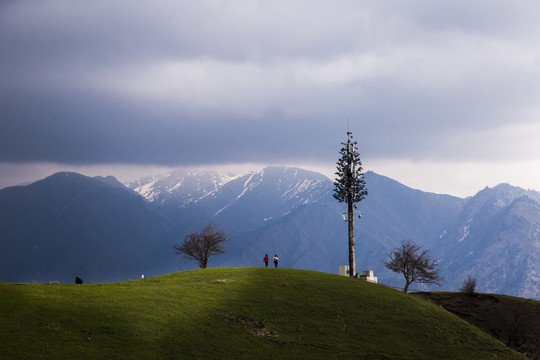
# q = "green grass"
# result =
<box><xmin>0</xmin><ymin>268</ymin><xmax>527</xmax><ymax>359</ymax></box>
<box><xmin>415</xmin><ymin>292</ymin><xmax>540</xmax><ymax>359</ymax></box>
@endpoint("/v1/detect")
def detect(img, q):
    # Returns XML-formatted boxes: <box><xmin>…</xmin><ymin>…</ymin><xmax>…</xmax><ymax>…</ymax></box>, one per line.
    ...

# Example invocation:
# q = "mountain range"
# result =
<box><xmin>1</xmin><ymin>166</ymin><xmax>538</xmax><ymax>299</ymax></box>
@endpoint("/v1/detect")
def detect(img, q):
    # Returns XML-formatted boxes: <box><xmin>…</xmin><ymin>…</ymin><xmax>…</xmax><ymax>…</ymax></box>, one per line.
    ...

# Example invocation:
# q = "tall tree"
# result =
<box><xmin>384</xmin><ymin>240</ymin><xmax>442</xmax><ymax>293</ymax></box>
<box><xmin>333</xmin><ymin>130</ymin><xmax>367</xmax><ymax>276</ymax></box>
<box><xmin>174</xmin><ymin>224</ymin><xmax>228</xmax><ymax>269</ymax></box>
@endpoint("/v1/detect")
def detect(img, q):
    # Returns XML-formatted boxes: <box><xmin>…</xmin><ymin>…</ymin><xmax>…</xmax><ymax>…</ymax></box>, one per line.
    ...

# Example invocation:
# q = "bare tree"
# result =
<box><xmin>384</xmin><ymin>240</ymin><xmax>442</xmax><ymax>293</ymax></box>
<box><xmin>174</xmin><ymin>224</ymin><xmax>228</xmax><ymax>269</ymax></box>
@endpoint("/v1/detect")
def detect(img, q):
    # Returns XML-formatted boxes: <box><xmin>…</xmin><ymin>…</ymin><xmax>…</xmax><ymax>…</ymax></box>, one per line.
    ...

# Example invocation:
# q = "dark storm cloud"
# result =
<box><xmin>2</xmin><ymin>0</ymin><xmax>540</xmax><ymax>171</ymax></box>
<box><xmin>0</xmin><ymin>87</ymin><xmax>341</xmax><ymax>165</ymax></box>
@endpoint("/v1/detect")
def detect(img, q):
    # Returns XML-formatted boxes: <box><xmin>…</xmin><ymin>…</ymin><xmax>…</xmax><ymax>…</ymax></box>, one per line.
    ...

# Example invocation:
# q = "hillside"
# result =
<box><xmin>0</xmin><ymin>268</ymin><xmax>526</xmax><ymax>359</ymax></box>
<box><xmin>416</xmin><ymin>292</ymin><xmax>540</xmax><ymax>360</ymax></box>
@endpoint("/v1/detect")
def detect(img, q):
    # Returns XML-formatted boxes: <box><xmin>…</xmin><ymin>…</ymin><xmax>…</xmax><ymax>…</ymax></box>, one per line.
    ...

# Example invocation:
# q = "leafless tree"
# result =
<box><xmin>384</xmin><ymin>240</ymin><xmax>442</xmax><ymax>293</ymax></box>
<box><xmin>174</xmin><ymin>224</ymin><xmax>228</xmax><ymax>269</ymax></box>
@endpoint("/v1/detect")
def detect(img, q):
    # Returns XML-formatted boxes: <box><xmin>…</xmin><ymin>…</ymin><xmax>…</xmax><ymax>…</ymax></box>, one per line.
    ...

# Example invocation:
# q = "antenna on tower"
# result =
<box><xmin>347</xmin><ymin>119</ymin><xmax>352</xmax><ymax>139</ymax></box>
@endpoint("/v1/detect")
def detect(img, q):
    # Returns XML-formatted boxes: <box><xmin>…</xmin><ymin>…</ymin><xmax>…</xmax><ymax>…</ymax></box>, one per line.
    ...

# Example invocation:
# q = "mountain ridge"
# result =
<box><xmin>0</xmin><ymin>171</ymin><xmax>175</xmax><ymax>283</ymax></box>
<box><xmin>1</xmin><ymin>166</ymin><xmax>539</xmax><ymax>299</ymax></box>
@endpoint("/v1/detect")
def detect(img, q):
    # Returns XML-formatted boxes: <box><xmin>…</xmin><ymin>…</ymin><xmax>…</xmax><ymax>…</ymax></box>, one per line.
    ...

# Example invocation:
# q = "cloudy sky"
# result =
<box><xmin>2</xmin><ymin>1</ymin><xmax>540</xmax><ymax>197</ymax></box>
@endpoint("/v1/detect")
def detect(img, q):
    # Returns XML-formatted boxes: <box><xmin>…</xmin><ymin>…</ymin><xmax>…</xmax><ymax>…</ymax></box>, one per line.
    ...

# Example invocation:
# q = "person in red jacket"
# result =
<box><xmin>263</xmin><ymin>254</ymin><xmax>269</xmax><ymax>267</ymax></box>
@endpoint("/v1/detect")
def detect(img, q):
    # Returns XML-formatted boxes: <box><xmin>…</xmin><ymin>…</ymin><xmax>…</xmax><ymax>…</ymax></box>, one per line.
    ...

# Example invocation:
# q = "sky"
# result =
<box><xmin>2</xmin><ymin>1</ymin><xmax>540</xmax><ymax>197</ymax></box>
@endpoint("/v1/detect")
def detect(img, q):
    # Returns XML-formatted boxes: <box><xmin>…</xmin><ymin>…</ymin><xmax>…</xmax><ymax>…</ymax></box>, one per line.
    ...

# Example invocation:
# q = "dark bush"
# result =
<box><xmin>460</xmin><ymin>276</ymin><xmax>476</xmax><ymax>294</ymax></box>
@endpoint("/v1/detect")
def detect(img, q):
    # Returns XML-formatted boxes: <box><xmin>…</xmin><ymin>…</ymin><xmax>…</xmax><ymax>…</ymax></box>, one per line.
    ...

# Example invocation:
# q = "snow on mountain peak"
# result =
<box><xmin>127</xmin><ymin>166</ymin><xmax>331</xmax><ymax>210</ymax></box>
<box><xmin>127</xmin><ymin>168</ymin><xmax>240</xmax><ymax>202</ymax></box>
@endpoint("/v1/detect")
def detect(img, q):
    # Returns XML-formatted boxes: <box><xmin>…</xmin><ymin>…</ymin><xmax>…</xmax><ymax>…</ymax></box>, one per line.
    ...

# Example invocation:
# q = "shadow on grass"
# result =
<box><xmin>0</xmin><ymin>282</ymin><xmax>153</xmax><ymax>359</ymax></box>
<box><xmin>157</xmin><ymin>268</ymin><xmax>527</xmax><ymax>360</ymax></box>
<box><xmin>0</xmin><ymin>269</ymin><xmax>529</xmax><ymax>360</ymax></box>
<box><xmin>416</xmin><ymin>292</ymin><xmax>540</xmax><ymax>360</ymax></box>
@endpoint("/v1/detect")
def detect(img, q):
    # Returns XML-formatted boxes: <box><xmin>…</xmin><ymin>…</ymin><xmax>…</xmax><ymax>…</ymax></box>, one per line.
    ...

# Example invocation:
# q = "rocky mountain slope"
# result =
<box><xmin>435</xmin><ymin>184</ymin><xmax>540</xmax><ymax>298</ymax></box>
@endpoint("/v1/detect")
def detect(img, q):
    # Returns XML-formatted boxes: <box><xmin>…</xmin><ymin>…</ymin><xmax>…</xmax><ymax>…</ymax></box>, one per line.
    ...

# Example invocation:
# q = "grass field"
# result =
<box><xmin>0</xmin><ymin>268</ymin><xmax>527</xmax><ymax>359</ymax></box>
<box><xmin>416</xmin><ymin>291</ymin><xmax>540</xmax><ymax>359</ymax></box>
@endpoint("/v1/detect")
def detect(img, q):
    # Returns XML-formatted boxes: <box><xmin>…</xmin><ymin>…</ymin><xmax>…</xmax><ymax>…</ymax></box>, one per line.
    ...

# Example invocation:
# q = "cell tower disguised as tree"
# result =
<box><xmin>333</xmin><ymin>129</ymin><xmax>367</xmax><ymax>277</ymax></box>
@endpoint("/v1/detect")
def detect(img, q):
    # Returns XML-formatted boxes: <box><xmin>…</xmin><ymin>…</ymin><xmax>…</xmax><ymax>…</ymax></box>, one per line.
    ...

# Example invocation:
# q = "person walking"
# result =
<box><xmin>273</xmin><ymin>254</ymin><xmax>279</xmax><ymax>268</ymax></box>
<box><xmin>263</xmin><ymin>254</ymin><xmax>269</xmax><ymax>267</ymax></box>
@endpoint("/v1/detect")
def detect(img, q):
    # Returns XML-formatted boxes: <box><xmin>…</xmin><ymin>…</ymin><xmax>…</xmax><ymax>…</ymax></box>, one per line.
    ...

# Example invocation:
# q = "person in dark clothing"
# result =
<box><xmin>263</xmin><ymin>254</ymin><xmax>269</xmax><ymax>267</ymax></box>
<box><xmin>273</xmin><ymin>254</ymin><xmax>279</xmax><ymax>268</ymax></box>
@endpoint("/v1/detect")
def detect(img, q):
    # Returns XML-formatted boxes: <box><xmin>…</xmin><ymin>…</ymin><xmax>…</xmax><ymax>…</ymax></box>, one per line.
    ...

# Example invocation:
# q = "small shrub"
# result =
<box><xmin>460</xmin><ymin>276</ymin><xmax>477</xmax><ymax>294</ymax></box>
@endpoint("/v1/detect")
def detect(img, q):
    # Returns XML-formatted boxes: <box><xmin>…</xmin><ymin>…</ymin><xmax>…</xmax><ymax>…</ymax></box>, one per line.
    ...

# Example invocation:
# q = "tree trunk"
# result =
<box><xmin>348</xmin><ymin>193</ymin><xmax>355</xmax><ymax>277</ymax></box>
<box><xmin>403</xmin><ymin>281</ymin><xmax>410</xmax><ymax>293</ymax></box>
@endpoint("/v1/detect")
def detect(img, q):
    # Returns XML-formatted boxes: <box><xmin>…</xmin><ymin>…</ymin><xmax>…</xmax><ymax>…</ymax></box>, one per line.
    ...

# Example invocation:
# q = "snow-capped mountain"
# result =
<box><xmin>127</xmin><ymin>168</ymin><xmax>242</xmax><ymax>204</ymax></box>
<box><xmin>129</xmin><ymin>166</ymin><xmax>330</xmax><ymax>206</ymax></box>
<box><xmin>127</xmin><ymin>167</ymin><xmax>540</xmax><ymax>299</ymax></box>
<box><xmin>1</xmin><ymin>166</ymin><xmax>539</xmax><ymax>299</ymax></box>
<box><xmin>127</xmin><ymin>166</ymin><xmax>332</xmax><ymax>235</ymax></box>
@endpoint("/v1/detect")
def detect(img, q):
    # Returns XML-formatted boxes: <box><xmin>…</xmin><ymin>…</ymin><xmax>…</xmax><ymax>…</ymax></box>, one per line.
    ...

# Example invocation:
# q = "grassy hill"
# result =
<box><xmin>0</xmin><ymin>268</ymin><xmax>527</xmax><ymax>359</ymax></box>
<box><xmin>415</xmin><ymin>292</ymin><xmax>540</xmax><ymax>359</ymax></box>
